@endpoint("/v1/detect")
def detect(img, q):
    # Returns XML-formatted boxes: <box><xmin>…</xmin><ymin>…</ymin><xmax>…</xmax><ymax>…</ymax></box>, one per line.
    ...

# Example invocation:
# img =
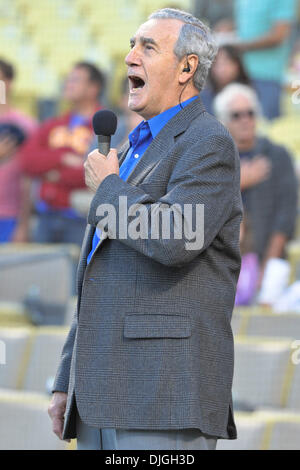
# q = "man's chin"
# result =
<box><xmin>128</xmin><ymin>98</ymin><xmax>145</xmax><ymax>115</ymax></box>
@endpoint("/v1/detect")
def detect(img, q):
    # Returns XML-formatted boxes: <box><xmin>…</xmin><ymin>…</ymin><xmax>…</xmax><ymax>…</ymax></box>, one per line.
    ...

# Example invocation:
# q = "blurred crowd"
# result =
<box><xmin>0</xmin><ymin>0</ymin><xmax>300</xmax><ymax>310</ymax></box>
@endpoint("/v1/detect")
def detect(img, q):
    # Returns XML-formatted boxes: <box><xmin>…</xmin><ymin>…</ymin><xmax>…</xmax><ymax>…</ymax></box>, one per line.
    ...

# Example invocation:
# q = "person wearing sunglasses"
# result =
<box><xmin>214</xmin><ymin>83</ymin><xmax>298</xmax><ymax>290</ymax></box>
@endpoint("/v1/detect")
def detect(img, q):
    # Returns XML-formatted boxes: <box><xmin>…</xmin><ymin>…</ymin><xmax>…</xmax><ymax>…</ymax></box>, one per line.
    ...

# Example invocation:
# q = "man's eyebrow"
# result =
<box><xmin>130</xmin><ymin>36</ymin><xmax>159</xmax><ymax>48</ymax></box>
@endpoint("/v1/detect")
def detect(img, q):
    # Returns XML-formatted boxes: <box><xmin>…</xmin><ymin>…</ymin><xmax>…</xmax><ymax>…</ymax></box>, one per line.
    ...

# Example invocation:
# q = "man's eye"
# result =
<box><xmin>145</xmin><ymin>45</ymin><xmax>153</xmax><ymax>50</ymax></box>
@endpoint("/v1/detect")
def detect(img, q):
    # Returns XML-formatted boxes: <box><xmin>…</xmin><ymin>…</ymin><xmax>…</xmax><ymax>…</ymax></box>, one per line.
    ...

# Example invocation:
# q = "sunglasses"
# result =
<box><xmin>229</xmin><ymin>109</ymin><xmax>256</xmax><ymax>121</ymax></box>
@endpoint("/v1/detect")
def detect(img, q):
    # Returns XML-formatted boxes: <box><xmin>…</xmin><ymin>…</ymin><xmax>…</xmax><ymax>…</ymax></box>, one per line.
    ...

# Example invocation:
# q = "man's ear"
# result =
<box><xmin>179</xmin><ymin>54</ymin><xmax>199</xmax><ymax>85</ymax></box>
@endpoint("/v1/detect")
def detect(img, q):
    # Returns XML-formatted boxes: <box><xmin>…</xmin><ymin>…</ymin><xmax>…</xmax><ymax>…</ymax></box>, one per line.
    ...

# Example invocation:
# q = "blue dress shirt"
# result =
<box><xmin>87</xmin><ymin>95</ymin><xmax>198</xmax><ymax>264</ymax></box>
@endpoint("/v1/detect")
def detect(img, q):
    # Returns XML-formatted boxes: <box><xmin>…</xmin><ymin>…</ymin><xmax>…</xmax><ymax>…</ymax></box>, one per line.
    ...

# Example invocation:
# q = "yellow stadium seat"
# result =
<box><xmin>0</xmin><ymin>302</ymin><xmax>30</xmax><ymax>327</ymax></box>
<box><xmin>0</xmin><ymin>388</ymin><xmax>67</xmax><ymax>449</ymax></box>
<box><xmin>286</xmin><ymin>351</ymin><xmax>300</xmax><ymax>410</ymax></box>
<box><xmin>0</xmin><ymin>243</ymin><xmax>79</xmax><ymax>306</ymax></box>
<box><xmin>1</xmin><ymin>0</ymin><xmax>196</xmax><ymax>102</ymax></box>
<box><xmin>264</xmin><ymin>116</ymin><xmax>300</xmax><ymax>161</ymax></box>
<box><xmin>217</xmin><ymin>410</ymin><xmax>300</xmax><ymax>450</ymax></box>
<box><xmin>0</xmin><ymin>327</ymin><xmax>32</xmax><ymax>389</ymax></box>
<box><xmin>287</xmin><ymin>240</ymin><xmax>300</xmax><ymax>283</ymax></box>
<box><xmin>217</xmin><ymin>412</ymin><xmax>266</xmax><ymax>450</ymax></box>
<box><xmin>22</xmin><ymin>327</ymin><xmax>68</xmax><ymax>393</ymax></box>
<box><xmin>233</xmin><ymin>306</ymin><xmax>300</xmax><ymax>339</ymax></box>
<box><xmin>233</xmin><ymin>336</ymin><xmax>293</xmax><ymax>409</ymax></box>
<box><xmin>256</xmin><ymin>409</ymin><xmax>300</xmax><ymax>450</ymax></box>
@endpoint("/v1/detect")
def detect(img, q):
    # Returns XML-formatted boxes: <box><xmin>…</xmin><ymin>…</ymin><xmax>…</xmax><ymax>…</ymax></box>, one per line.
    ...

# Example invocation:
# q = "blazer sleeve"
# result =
<box><xmin>87</xmin><ymin>133</ymin><xmax>239</xmax><ymax>267</ymax></box>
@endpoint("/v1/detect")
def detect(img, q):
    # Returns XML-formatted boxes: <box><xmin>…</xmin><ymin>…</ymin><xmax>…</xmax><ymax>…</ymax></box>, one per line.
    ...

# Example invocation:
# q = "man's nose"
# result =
<box><xmin>125</xmin><ymin>47</ymin><xmax>142</xmax><ymax>66</ymax></box>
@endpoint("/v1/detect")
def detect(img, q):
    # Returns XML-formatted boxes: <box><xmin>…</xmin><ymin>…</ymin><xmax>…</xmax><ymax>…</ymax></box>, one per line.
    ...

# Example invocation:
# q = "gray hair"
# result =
<box><xmin>148</xmin><ymin>8</ymin><xmax>218</xmax><ymax>92</ymax></box>
<box><xmin>213</xmin><ymin>83</ymin><xmax>262</xmax><ymax>123</ymax></box>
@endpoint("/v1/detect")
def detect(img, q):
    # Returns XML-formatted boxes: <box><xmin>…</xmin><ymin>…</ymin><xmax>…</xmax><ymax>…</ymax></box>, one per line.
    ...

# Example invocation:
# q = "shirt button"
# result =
<box><xmin>134</xmin><ymin>153</ymin><xmax>139</xmax><ymax>159</ymax></box>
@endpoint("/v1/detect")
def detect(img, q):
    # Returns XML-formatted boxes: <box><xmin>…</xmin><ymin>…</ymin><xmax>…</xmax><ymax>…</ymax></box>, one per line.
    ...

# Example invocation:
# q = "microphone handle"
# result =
<box><xmin>97</xmin><ymin>135</ymin><xmax>111</xmax><ymax>156</ymax></box>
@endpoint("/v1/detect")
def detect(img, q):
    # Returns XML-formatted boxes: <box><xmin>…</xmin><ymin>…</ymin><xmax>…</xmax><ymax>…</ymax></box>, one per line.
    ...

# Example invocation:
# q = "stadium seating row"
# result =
<box><xmin>0</xmin><ymin>388</ymin><xmax>68</xmax><ymax>450</ymax></box>
<box><xmin>0</xmin><ymin>243</ymin><xmax>80</xmax><ymax>325</ymax></box>
<box><xmin>233</xmin><ymin>336</ymin><xmax>300</xmax><ymax>410</ymax></box>
<box><xmin>232</xmin><ymin>306</ymin><xmax>300</xmax><ymax>338</ymax></box>
<box><xmin>0</xmin><ymin>325</ymin><xmax>299</xmax><ymax>412</ymax></box>
<box><xmin>218</xmin><ymin>409</ymin><xmax>300</xmax><ymax>450</ymax></box>
<box><xmin>2</xmin><ymin>296</ymin><xmax>300</xmax><ymax>337</ymax></box>
<box><xmin>0</xmin><ymin>386</ymin><xmax>298</xmax><ymax>450</ymax></box>
<box><xmin>0</xmin><ymin>326</ymin><xmax>68</xmax><ymax>393</ymax></box>
<box><xmin>287</xmin><ymin>239</ymin><xmax>300</xmax><ymax>282</ymax></box>
<box><xmin>0</xmin><ymin>0</ymin><xmax>192</xmax><ymax>99</ymax></box>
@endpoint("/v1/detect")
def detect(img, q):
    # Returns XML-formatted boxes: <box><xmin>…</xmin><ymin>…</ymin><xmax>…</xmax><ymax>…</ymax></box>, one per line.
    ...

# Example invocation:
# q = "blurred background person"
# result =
<box><xmin>214</xmin><ymin>83</ymin><xmax>298</xmax><ymax>288</ymax></box>
<box><xmin>0</xmin><ymin>59</ymin><xmax>37</xmax><ymax>243</ymax></box>
<box><xmin>193</xmin><ymin>0</ymin><xmax>234</xmax><ymax>31</ymax></box>
<box><xmin>20</xmin><ymin>62</ymin><xmax>105</xmax><ymax>246</ymax></box>
<box><xmin>234</xmin><ymin>0</ymin><xmax>297</xmax><ymax>119</ymax></box>
<box><xmin>201</xmin><ymin>44</ymin><xmax>251</xmax><ymax>115</ymax></box>
<box><xmin>235</xmin><ymin>212</ymin><xmax>260</xmax><ymax>306</ymax></box>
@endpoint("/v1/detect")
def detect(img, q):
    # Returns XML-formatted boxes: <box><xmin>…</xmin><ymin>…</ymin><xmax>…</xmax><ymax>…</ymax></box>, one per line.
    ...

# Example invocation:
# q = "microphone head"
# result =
<box><xmin>92</xmin><ymin>110</ymin><xmax>117</xmax><ymax>136</ymax></box>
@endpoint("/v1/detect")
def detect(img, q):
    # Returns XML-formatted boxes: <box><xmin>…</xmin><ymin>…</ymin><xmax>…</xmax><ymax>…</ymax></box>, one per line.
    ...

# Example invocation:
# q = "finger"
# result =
<box><xmin>88</xmin><ymin>149</ymin><xmax>106</xmax><ymax>160</ymax></box>
<box><xmin>107</xmin><ymin>148</ymin><xmax>118</xmax><ymax>160</ymax></box>
<box><xmin>87</xmin><ymin>148</ymin><xmax>100</xmax><ymax>158</ymax></box>
<box><xmin>84</xmin><ymin>159</ymin><xmax>98</xmax><ymax>174</ymax></box>
<box><xmin>52</xmin><ymin>417</ymin><xmax>64</xmax><ymax>440</ymax></box>
<box><xmin>85</xmin><ymin>175</ymin><xmax>91</xmax><ymax>187</ymax></box>
<box><xmin>48</xmin><ymin>408</ymin><xmax>64</xmax><ymax>420</ymax></box>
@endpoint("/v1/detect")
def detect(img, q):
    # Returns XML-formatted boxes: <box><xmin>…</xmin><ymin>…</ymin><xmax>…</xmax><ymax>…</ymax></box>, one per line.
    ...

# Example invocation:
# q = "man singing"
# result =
<box><xmin>49</xmin><ymin>8</ymin><xmax>243</xmax><ymax>450</ymax></box>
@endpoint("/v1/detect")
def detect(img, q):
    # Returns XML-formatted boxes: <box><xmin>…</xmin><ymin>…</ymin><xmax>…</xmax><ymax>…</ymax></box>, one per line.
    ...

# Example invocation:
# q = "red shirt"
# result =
<box><xmin>20</xmin><ymin>109</ymin><xmax>99</xmax><ymax>209</ymax></box>
<box><xmin>0</xmin><ymin>109</ymin><xmax>37</xmax><ymax>218</ymax></box>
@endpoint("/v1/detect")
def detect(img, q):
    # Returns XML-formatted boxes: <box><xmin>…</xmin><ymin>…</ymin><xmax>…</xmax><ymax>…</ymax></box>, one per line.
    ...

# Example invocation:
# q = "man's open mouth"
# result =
<box><xmin>128</xmin><ymin>75</ymin><xmax>145</xmax><ymax>91</ymax></box>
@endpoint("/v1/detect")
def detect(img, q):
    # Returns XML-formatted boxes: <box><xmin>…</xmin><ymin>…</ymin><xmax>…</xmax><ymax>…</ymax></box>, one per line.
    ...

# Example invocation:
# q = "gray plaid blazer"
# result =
<box><xmin>53</xmin><ymin>97</ymin><xmax>243</xmax><ymax>440</ymax></box>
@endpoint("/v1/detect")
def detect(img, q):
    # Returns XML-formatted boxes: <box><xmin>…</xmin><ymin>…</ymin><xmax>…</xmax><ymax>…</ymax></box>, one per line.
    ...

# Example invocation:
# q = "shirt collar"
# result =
<box><xmin>147</xmin><ymin>95</ymin><xmax>198</xmax><ymax>139</ymax></box>
<box><xmin>128</xmin><ymin>95</ymin><xmax>198</xmax><ymax>145</ymax></box>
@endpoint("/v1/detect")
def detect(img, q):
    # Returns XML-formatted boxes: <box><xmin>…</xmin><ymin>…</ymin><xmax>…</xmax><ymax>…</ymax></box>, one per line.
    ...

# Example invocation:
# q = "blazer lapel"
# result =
<box><xmin>126</xmin><ymin>97</ymin><xmax>205</xmax><ymax>186</ymax></box>
<box><xmin>76</xmin><ymin>224</ymin><xmax>94</xmax><ymax>293</ymax></box>
<box><xmin>118</xmin><ymin>141</ymin><xmax>130</xmax><ymax>166</ymax></box>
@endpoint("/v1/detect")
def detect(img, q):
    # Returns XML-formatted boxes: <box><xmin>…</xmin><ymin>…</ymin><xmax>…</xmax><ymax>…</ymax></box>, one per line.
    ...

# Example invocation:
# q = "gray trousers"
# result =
<box><xmin>76</xmin><ymin>409</ymin><xmax>218</xmax><ymax>450</ymax></box>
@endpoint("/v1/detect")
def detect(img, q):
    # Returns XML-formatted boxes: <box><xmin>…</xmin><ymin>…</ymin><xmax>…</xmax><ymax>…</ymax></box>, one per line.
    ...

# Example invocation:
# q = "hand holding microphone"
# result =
<box><xmin>84</xmin><ymin>110</ymin><xmax>119</xmax><ymax>192</ymax></box>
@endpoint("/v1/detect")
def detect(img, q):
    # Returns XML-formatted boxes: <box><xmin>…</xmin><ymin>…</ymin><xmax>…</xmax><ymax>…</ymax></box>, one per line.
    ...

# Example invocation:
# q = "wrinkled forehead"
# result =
<box><xmin>132</xmin><ymin>18</ymin><xmax>184</xmax><ymax>49</ymax></box>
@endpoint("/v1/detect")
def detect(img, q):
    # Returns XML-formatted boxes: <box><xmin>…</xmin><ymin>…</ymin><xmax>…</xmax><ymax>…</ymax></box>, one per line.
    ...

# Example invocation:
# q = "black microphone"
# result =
<box><xmin>92</xmin><ymin>110</ymin><xmax>118</xmax><ymax>156</ymax></box>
